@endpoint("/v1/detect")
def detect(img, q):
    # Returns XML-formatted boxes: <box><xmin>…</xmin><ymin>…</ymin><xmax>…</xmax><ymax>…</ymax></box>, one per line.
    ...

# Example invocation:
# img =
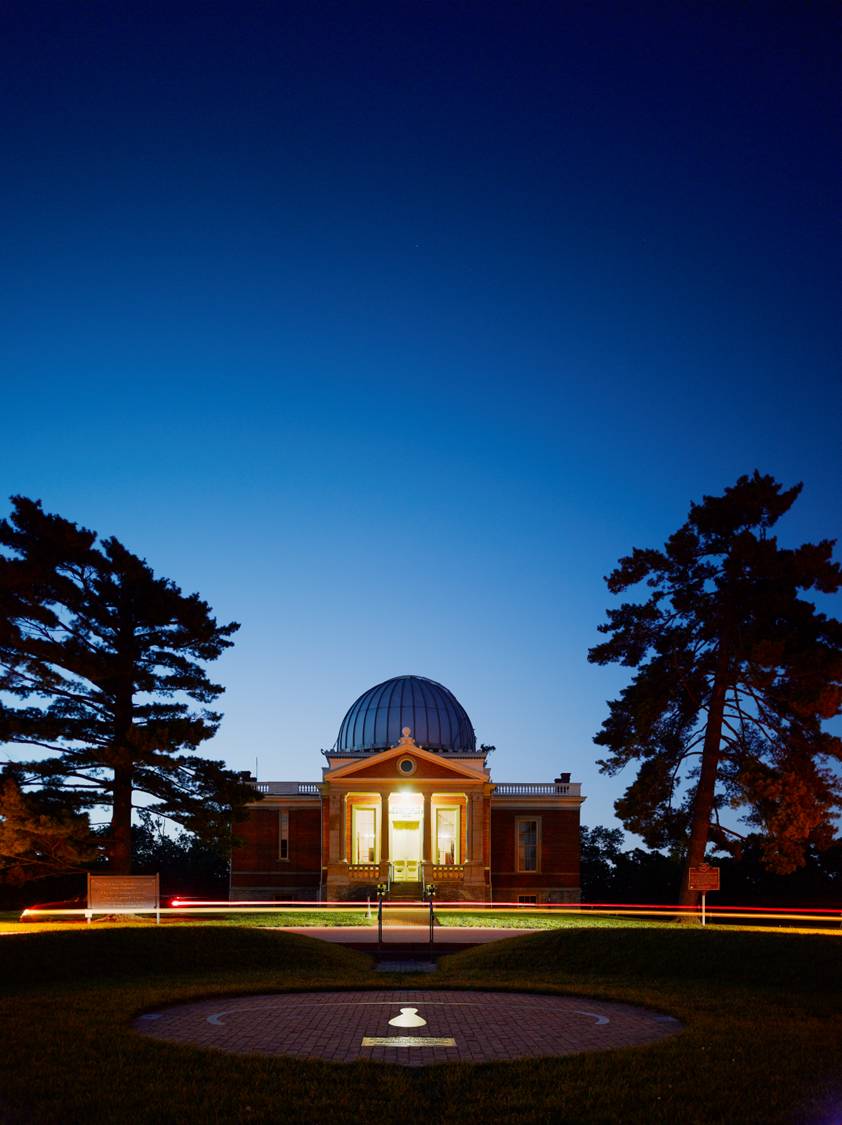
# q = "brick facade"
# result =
<box><xmin>230</xmin><ymin>806</ymin><xmax>321</xmax><ymax>900</ymax></box>
<box><xmin>230</xmin><ymin>776</ymin><xmax>583</xmax><ymax>904</ymax></box>
<box><xmin>490</xmin><ymin>807</ymin><xmax>581</xmax><ymax>903</ymax></box>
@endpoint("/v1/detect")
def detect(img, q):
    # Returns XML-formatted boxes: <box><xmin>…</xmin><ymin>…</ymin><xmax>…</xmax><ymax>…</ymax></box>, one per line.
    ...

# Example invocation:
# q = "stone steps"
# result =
<box><xmin>388</xmin><ymin>881</ymin><xmax>423</xmax><ymax>902</ymax></box>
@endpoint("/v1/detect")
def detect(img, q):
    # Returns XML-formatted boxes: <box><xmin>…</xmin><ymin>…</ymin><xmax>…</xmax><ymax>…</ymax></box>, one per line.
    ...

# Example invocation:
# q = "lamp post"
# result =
<box><xmin>424</xmin><ymin>883</ymin><xmax>437</xmax><ymax>949</ymax></box>
<box><xmin>376</xmin><ymin>883</ymin><xmax>387</xmax><ymax>949</ymax></box>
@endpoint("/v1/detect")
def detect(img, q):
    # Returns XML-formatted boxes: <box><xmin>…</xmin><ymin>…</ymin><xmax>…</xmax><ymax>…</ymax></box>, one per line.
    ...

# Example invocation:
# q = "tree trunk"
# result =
<box><xmin>109</xmin><ymin>609</ymin><xmax>136</xmax><ymax>875</ymax></box>
<box><xmin>109</xmin><ymin>763</ymin><xmax>133</xmax><ymax>874</ymax></box>
<box><xmin>679</xmin><ymin>644</ymin><xmax>730</xmax><ymax>908</ymax></box>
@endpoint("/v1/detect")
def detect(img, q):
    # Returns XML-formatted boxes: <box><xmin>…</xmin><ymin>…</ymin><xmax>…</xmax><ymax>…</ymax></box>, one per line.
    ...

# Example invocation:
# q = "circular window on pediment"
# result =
<box><xmin>398</xmin><ymin>757</ymin><xmax>416</xmax><ymax>776</ymax></box>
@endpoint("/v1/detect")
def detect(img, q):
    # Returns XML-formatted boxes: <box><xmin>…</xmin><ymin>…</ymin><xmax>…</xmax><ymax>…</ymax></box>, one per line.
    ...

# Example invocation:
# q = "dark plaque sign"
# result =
<box><xmin>688</xmin><ymin>865</ymin><xmax>720</xmax><ymax>892</ymax></box>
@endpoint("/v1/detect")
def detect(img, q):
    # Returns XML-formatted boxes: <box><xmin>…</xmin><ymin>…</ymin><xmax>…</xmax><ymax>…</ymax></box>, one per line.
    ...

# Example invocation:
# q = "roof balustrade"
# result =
<box><xmin>253</xmin><ymin>780</ymin><xmax>580</xmax><ymax>796</ymax></box>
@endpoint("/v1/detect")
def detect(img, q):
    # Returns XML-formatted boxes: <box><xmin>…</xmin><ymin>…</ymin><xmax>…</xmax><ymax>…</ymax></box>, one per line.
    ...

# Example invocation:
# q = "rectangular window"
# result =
<box><xmin>278</xmin><ymin>810</ymin><xmax>289</xmax><ymax>861</ymax></box>
<box><xmin>516</xmin><ymin>818</ymin><xmax>539</xmax><ymax>872</ymax></box>
<box><xmin>518</xmin><ymin>895</ymin><xmax>538</xmax><ymax>904</ymax></box>
<box><xmin>353</xmin><ymin>807</ymin><xmax>377</xmax><ymax>864</ymax></box>
<box><xmin>436</xmin><ymin>807</ymin><xmax>460</xmax><ymax>865</ymax></box>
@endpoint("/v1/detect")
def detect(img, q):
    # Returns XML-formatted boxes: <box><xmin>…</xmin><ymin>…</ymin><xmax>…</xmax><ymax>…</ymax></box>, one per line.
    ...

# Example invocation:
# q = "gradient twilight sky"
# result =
<box><xmin>1</xmin><ymin>3</ymin><xmax>840</xmax><ymax>833</ymax></box>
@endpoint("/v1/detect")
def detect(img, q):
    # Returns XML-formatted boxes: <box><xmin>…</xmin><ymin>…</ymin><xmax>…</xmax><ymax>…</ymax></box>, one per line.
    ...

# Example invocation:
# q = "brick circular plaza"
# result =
<box><xmin>134</xmin><ymin>990</ymin><xmax>682</xmax><ymax>1067</ymax></box>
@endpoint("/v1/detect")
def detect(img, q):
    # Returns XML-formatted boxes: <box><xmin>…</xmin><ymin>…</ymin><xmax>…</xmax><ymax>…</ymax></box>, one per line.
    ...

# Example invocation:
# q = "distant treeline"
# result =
<box><xmin>581</xmin><ymin>825</ymin><xmax>842</xmax><ymax>906</ymax></box>
<box><xmin>0</xmin><ymin>812</ymin><xmax>229</xmax><ymax>911</ymax></box>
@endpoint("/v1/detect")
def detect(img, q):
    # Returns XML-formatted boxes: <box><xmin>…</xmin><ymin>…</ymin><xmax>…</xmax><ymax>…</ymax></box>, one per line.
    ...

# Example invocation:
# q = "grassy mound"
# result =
<box><xmin>0</xmin><ymin>925</ymin><xmax>839</xmax><ymax>1124</ymax></box>
<box><xmin>0</xmin><ymin>925</ymin><xmax>367</xmax><ymax>989</ymax></box>
<box><xmin>440</xmin><ymin>923</ymin><xmax>841</xmax><ymax>991</ymax></box>
<box><xmin>436</xmin><ymin>928</ymin><xmax>841</xmax><ymax>1123</ymax></box>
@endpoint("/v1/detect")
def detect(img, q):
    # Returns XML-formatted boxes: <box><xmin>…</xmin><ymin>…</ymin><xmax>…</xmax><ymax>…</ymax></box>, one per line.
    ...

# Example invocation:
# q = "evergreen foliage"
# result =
<box><xmin>0</xmin><ymin>496</ymin><xmax>257</xmax><ymax>873</ymax></box>
<box><xmin>129</xmin><ymin>809</ymin><xmax>230</xmax><ymax>897</ymax></box>
<box><xmin>580</xmin><ymin>823</ymin><xmax>842</xmax><ymax>907</ymax></box>
<box><xmin>588</xmin><ymin>472</ymin><xmax>842</xmax><ymax>902</ymax></box>
<box><xmin>580</xmin><ymin>825</ymin><xmax>682</xmax><ymax>903</ymax></box>
<box><xmin>0</xmin><ymin>771</ymin><xmax>99</xmax><ymax>884</ymax></box>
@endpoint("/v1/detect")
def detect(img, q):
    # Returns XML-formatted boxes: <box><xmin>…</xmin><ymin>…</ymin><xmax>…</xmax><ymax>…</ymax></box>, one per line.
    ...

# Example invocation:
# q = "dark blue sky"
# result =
<box><xmin>2</xmin><ymin>3</ymin><xmax>840</xmax><ymax>832</ymax></box>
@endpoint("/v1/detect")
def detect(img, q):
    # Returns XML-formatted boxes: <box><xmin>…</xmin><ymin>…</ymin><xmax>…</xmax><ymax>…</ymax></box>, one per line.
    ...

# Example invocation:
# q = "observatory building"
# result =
<box><xmin>230</xmin><ymin>675</ymin><xmax>584</xmax><ymax>903</ymax></box>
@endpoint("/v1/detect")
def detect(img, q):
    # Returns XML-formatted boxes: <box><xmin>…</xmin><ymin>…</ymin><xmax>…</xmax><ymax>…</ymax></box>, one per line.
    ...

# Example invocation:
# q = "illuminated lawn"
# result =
<box><xmin>0</xmin><ymin>909</ymin><xmax>670</xmax><ymax>936</ymax></box>
<box><xmin>0</xmin><ymin>908</ymin><xmax>674</xmax><ymax>935</ymax></box>
<box><xmin>436</xmin><ymin>909</ymin><xmax>660</xmax><ymax>929</ymax></box>
<box><xmin>0</xmin><ymin>909</ymin><xmax>373</xmax><ymax>934</ymax></box>
<box><xmin>0</xmin><ymin>926</ymin><xmax>839</xmax><ymax>1123</ymax></box>
<box><xmin>436</xmin><ymin>909</ymin><xmax>842</xmax><ymax>934</ymax></box>
<box><xmin>4</xmin><ymin>906</ymin><xmax>837</xmax><ymax>937</ymax></box>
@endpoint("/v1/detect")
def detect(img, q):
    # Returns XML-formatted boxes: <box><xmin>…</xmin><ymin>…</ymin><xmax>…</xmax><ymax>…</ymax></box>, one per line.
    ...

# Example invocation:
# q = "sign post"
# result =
<box><xmin>87</xmin><ymin>874</ymin><xmax>160</xmax><ymax>923</ymax></box>
<box><xmin>688</xmin><ymin>864</ymin><xmax>720</xmax><ymax>926</ymax></box>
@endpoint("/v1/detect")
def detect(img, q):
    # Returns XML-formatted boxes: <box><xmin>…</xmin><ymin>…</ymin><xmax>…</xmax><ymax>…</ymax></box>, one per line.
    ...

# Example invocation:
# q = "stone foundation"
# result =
<box><xmin>230</xmin><ymin>885</ymin><xmax>320</xmax><ymax>902</ymax></box>
<box><xmin>492</xmin><ymin>885</ymin><xmax>581</xmax><ymax>905</ymax></box>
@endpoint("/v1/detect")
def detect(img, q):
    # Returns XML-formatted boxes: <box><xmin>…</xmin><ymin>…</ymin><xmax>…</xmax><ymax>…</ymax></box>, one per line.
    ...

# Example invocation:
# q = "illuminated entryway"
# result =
<box><xmin>389</xmin><ymin>791</ymin><xmax>423</xmax><ymax>880</ymax></box>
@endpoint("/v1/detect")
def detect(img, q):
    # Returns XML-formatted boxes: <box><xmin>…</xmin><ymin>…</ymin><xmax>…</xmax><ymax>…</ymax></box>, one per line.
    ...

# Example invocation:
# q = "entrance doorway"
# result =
<box><xmin>388</xmin><ymin>792</ymin><xmax>423</xmax><ymax>881</ymax></box>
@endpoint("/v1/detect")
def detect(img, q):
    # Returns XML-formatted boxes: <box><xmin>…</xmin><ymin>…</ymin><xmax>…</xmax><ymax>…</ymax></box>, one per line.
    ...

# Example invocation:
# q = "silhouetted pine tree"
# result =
<box><xmin>588</xmin><ymin>472</ymin><xmax>842</xmax><ymax>905</ymax></box>
<box><xmin>0</xmin><ymin>496</ymin><xmax>256</xmax><ymax>873</ymax></box>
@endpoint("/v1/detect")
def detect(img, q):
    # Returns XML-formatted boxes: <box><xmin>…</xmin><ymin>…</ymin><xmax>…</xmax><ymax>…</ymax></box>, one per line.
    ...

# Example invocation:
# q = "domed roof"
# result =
<box><xmin>335</xmin><ymin>675</ymin><xmax>476</xmax><ymax>754</ymax></box>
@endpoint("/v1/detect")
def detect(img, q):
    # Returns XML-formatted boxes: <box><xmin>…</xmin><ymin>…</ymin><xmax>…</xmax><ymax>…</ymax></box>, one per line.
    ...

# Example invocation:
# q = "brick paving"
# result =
<box><xmin>134</xmin><ymin>991</ymin><xmax>682</xmax><ymax>1067</ymax></box>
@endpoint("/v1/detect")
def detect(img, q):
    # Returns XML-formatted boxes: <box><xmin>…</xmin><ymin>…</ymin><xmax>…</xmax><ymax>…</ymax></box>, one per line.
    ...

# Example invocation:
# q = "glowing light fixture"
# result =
<box><xmin>390</xmin><ymin>789</ymin><xmax>422</xmax><ymax>812</ymax></box>
<box><xmin>389</xmin><ymin>1008</ymin><xmax>426</xmax><ymax>1028</ymax></box>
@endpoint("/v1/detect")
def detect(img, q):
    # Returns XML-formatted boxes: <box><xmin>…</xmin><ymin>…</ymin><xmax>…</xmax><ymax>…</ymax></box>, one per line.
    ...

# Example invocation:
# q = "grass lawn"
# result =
<box><xmin>3</xmin><ymin>907</ymin><xmax>654</xmax><ymax>935</ymax></box>
<box><xmin>0</xmin><ymin>925</ymin><xmax>839</xmax><ymax>1123</ymax></box>
<box><xmin>436</xmin><ymin>909</ymin><xmax>661</xmax><ymax>929</ymax></box>
<box><xmin>435</xmin><ymin>909</ymin><xmax>842</xmax><ymax>935</ymax></box>
<box><xmin>0</xmin><ymin>909</ymin><xmax>373</xmax><ymax>934</ymax></box>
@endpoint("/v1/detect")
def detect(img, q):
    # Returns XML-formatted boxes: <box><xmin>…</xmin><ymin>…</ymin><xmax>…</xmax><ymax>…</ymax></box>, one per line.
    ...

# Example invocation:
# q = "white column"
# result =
<box><xmin>380</xmin><ymin>792</ymin><xmax>389</xmax><ymax>863</ymax></box>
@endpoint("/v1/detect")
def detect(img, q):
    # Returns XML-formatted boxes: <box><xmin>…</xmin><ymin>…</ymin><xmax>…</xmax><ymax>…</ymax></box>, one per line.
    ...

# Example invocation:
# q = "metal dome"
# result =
<box><xmin>335</xmin><ymin>675</ymin><xmax>476</xmax><ymax>754</ymax></box>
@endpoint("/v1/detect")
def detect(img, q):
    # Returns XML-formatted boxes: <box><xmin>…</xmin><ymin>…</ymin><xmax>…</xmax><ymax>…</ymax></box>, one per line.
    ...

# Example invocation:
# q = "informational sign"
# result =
<box><xmin>688</xmin><ymin>865</ymin><xmax>720</xmax><ymax>892</ymax></box>
<box><xmin>87</xmin><ymin>874</ymin><xmax>160</xmax><ymax>922</ymax></box>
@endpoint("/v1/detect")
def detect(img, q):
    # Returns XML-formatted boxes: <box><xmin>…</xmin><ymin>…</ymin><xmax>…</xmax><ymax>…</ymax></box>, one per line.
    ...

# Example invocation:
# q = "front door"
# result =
<box><xmin>389</xmin><ymin>793</ymin><xmax>423</xmax><ymax>881</ymax></box>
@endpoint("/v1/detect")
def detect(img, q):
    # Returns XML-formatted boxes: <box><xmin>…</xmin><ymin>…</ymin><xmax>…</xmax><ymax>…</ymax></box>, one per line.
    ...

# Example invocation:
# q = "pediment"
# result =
<box><xmin>326</xmin><ymin>736</ymin><xmax>486</xmax><ymax>783</ymax></box>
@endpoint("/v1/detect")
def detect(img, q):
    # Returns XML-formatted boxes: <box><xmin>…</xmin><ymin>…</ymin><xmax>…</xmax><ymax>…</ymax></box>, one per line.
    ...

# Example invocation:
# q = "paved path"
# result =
<box><xmin>134</xmin><ymin>990</ymin><xmax>681</xmax><ymax>1067</ymax></box>
<box><xmin>278</xmin><ymin>925</ymin><xmax>537</xmax><ymax>944</ymax></box>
